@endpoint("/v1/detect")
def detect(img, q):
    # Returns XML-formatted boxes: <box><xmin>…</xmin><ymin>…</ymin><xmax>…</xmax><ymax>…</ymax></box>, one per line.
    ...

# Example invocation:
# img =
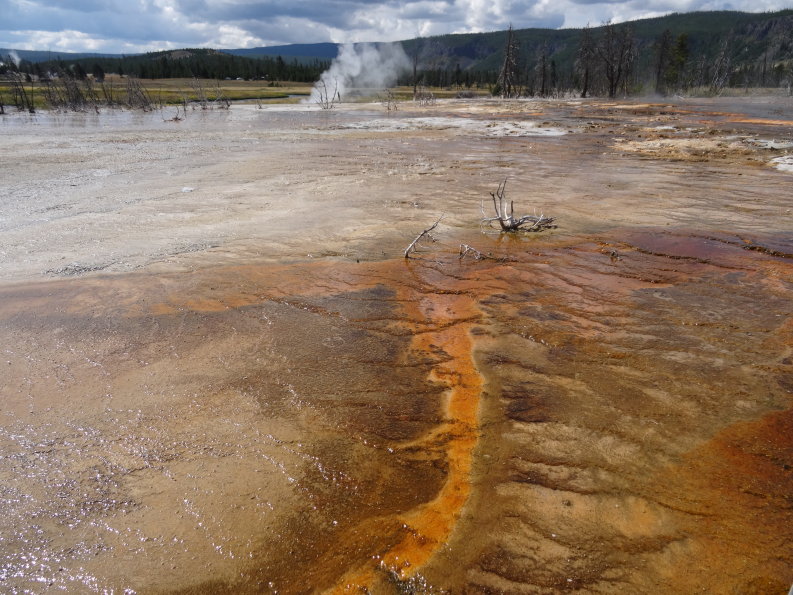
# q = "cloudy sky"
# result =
<box><xmin>1</xmin><ymin>0</ymin><xmax>790</xmax><ymax>54</ymax></box>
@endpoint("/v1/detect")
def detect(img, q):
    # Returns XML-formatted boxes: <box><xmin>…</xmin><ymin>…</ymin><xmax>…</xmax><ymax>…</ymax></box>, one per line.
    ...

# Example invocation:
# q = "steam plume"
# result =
<box><xmin>306</xmin><ymin>43</ymin><xmax>409</xmax><ymax>104</ymax></box>
<box><xmin>9</xmin><ymin>50</ymin><xmax>21</xmax><ymax>67</ymax></box>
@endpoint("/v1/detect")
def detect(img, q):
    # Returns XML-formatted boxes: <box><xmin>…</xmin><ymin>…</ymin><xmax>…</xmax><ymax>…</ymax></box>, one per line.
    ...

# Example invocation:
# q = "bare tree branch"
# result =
<box><xmin>380</xmin><ymin>88</ymin><xmax>399</xmax><ymax>111</ymax></box>
<box><xmin>316</xmin><ymin>78</ymin><xmax>340</xmax><ymax>109</ymax></box>
<box><xmin>405</xmin><ymin>215</ymin><xmax>444</xmax><ymax>258</ymax></box>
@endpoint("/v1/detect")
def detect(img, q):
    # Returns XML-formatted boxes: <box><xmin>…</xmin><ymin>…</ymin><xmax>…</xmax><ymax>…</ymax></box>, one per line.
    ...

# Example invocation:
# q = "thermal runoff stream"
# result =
<box><xmin>1</xmin><ymin>97</ymin><xmax>791</xmax><ymax>593</ymax></box>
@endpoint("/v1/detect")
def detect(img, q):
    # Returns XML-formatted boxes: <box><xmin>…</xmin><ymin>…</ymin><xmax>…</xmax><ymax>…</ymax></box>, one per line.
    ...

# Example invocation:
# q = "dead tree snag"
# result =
<box><xmin>482</xmin><ymin>179</ymin><xmax>555</xmax><ymax>232</ymax></box>
<box><xmin>381</xmin><ymin>88</ymin><xmax>399</xmax><ymax>111</ymax></box>
<box><xmin>316</xmin><ymin>79</ymin><xmax>340</xmax><ymax>109</ymax></box>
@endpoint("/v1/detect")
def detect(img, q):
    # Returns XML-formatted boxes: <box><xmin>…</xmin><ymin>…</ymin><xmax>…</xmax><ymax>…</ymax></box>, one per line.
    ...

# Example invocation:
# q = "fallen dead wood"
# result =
<box><xmin>482</xmin><ymin>179</ymin><xmax>555</xmax><ymax>232</ymax></box>
<box><xmin>459</xmin><ymin>243</ymin><xmax>485</xmax><ymax>260</ymax></box>
<box><xmin>459</xmin><ymin>243</ymin><xmax>516</xmax><ymax>262</ymax></box>
<box><xmin>404</xmin><ymin>215</ymin><xmax>443</xmax><ymax>258</ymax></box>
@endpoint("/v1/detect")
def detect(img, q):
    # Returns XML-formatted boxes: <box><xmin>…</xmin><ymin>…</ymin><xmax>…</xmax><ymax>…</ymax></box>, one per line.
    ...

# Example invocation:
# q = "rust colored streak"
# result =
<box><xmin>148</xmin><ymin>259</ymin><xmax>486</xmax><ymax>590</ymax></box>
<box><xmin>726</xmin><ymin>116</ymin><xmax>793</xmax><ymax>126</ymax></box>
<box><xmin>331</xmin><ymin>285</ymin><xmax>483</xmax><ymax>591</ymax></box>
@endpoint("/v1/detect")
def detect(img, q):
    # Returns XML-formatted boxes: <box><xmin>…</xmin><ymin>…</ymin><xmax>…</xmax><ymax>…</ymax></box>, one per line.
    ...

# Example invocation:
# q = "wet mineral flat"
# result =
<box><xmin>0</xmin><ymin>97</ymin><xmax>791</xmax><ymax>594</ymax></box>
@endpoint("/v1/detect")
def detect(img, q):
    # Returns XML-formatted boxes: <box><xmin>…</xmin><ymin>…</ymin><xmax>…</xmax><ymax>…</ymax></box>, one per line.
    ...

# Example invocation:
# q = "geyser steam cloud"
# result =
<box><xmin>9</xmin><ymin>50</ymin><xmax>21</xmax><ymax>67</ymax></box>
<box><xmin>306</xmin><ymin>43</ymin><xmax>410</xmax><ymax>104</ymax></box>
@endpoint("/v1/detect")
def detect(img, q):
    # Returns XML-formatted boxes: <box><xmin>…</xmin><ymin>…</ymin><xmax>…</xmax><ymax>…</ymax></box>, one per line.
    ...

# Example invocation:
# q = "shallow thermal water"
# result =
<box><xmin>0</xmin><ymin>97</ymin><xmax>792</xmax><ymax>594</ymax></box>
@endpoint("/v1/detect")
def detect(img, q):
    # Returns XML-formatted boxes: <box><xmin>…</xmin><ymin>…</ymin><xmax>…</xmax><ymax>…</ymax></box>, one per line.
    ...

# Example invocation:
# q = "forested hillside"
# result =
<box><xmin>0</xmin><ymin>48</ymin><xmax>329</xmax><ymax>84</ymax></box>
<box><xmin>2</xmin><ymin>9</ymin><xmax>792</xmax><ymax>97</ymax></box>
<box><xmin>398</xmin><ymin>9</ymin><xmax>793</xmax><ymax>95</ymax></box>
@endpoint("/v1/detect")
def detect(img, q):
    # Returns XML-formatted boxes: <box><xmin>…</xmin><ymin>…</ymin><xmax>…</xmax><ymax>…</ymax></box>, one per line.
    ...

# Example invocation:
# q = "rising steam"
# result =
<box><xmin>305</xmin><ymin>43</ymin><xmax>410</xmax><ymax>104</ymax></box>
<box><xmin>9</xmin><ymin>50</ymin><xmax>21</xmax><ymax>67</ymax></box>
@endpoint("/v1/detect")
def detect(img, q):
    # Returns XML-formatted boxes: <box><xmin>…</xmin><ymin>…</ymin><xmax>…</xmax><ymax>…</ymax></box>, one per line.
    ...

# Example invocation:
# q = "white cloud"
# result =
<box><xmin>560</xmin><ymin>0</ymin><xmax>793</xmax><ymax>27</ymax></box>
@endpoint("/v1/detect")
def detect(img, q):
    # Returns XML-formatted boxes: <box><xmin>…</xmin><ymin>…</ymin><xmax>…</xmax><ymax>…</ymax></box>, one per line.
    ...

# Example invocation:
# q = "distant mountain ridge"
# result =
<box><xmin>1</xmin><ymin>42</ymin><xmax>345</xmax><ymax>63</ymax></box>
<box><xmin>3</xmin><ymin>9</ymin><xmax>792</xmax><ymax>94</ymax></box>
<box><xmin>0</xmin><ymin>49</ymin><xmax>122</xmax><ymax>62</ymax></box>
<box><xmin>226</xmin><ymin>43</ymin><xmax>340</xmax><ymax>60</ymax></box>
<box><xmin>4</xmin><ymin>9</ymin><xmax>790</xmax><ymax>67</ymax></box>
